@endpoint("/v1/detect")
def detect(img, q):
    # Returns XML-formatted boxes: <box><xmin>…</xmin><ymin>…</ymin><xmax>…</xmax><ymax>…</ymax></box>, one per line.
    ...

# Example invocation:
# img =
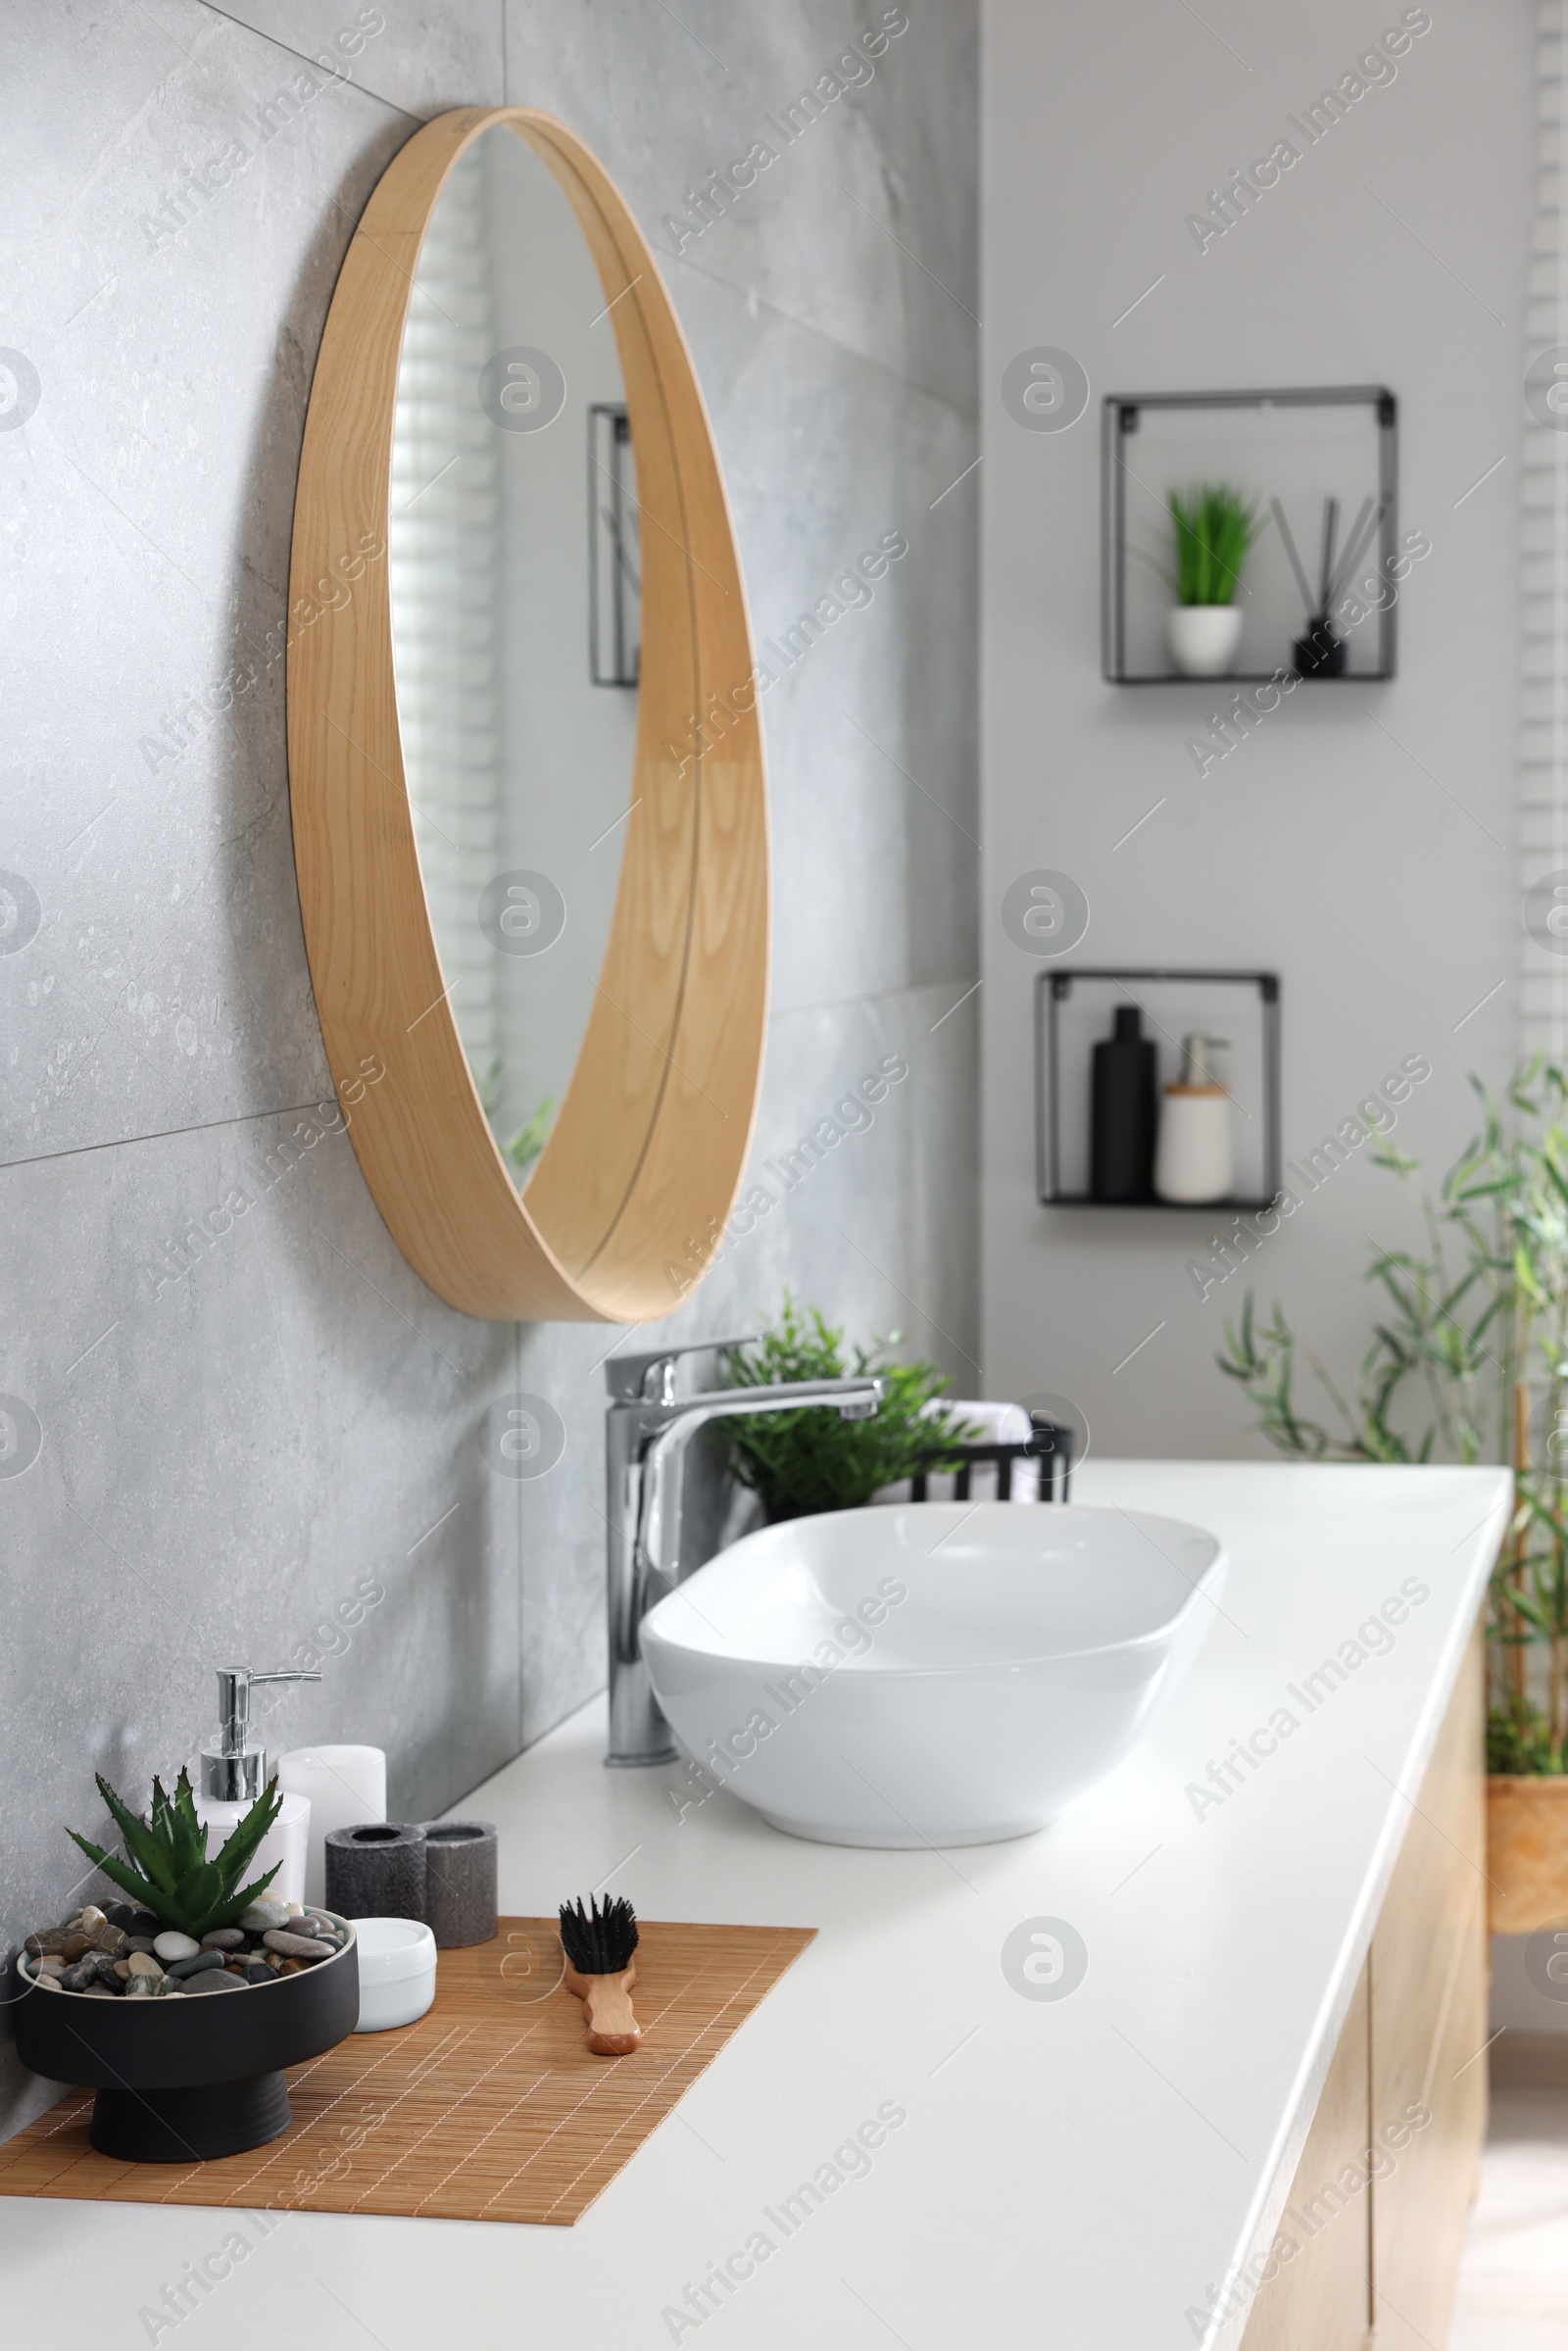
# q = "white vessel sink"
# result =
<box><xmin>639</xmin><ymin>1501</ymin><xmax>1225</xmax><ymax>1847</ymax></box>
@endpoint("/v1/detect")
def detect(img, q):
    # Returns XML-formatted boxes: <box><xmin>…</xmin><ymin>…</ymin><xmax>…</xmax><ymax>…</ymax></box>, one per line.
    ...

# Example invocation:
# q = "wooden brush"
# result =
<box><xmin>559</xmin><ymin>1894</ymin><xmax>641</xmax><ymax>2055</ymax></box>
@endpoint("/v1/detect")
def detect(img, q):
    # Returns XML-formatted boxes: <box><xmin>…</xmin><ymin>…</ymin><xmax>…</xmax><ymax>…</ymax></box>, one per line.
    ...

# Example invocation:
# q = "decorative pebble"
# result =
<box><xmin>113</xmin><ymin>1959</ymin><xmax>131</xmax><ymax>1981</ymax></box>
<box><xmin>153</xmin><ymin>1931</ymin><xmax>200</xmax><ymax>1963</ymax></box>
<box><xmin>83</xmin><ymin>1982</ymin><xmax>118</xmax><ymax>1998</ymax></box>
<box><xmin>262</xmin><ymin>1930</ymin><xmax>333</xmax><ymax>1961</ymax></box>
<box><xmin>276</xmin><ymin>1958</ymin><xmax>305</xmax><ymax>1974</ymax></box>
<box><xmin>167</xmin><ymin>1949</ymin><xmax>224</xmax><ymax>1981</ymax></box>
<box><xmin>242</xmin><ymin>1962</ymin><xmax>273</xmax><ymax>1985</ymax></box>
<box><xmin>35</xmin><ymin>1957</ymin><xmax>66</xmax><ymax>1979</ymax></box>
<box><xmin>62</xmin><ymin>1934</ymin><xmax>92</xmax><ymax>1961</ymax></box>
<box><xmin>126</xmin><ymin>1951</ymin><xmax>164</xmax><ymax>1979</ymax></box>
<box><xmin>123</xmin><ymin>1976</ymin><xmax>156</xmax><ymax>1998</ymax></box>
<box><xmin>182</xmin><ymin>1968</ymin><xmax>241</xmax><ymax>1993</ymax></box>
<box><xmin>129</xmin><ymin>1910</ymin><xmax>161</xmax><ymax>1939</ymax></box>
<box><xmin>23</xmin><ymin>1929</ymin><xmax>72</xmax><ymax>1957</ymax></box>
<box><xmin>103</xmin><ymin>1901</ymin><xmax>136</xmax><ymax>1930</ymax></box>
<box><xmin>285</xmin><ymin>1902</ymin><xmax>304</xmax><ymax>1918</ymax></box>
<box><xmin>200</xmin><ymin>1928</ymin><xmax>245</xmax><ymax>1950</ymax></box>
<box><xmin>33</xmin><ymin>1970</ymin><xmax>61</xmax><ymax>1992</ymax></box>
<box><xmin>238</xmin><ymin>1899</ymin><xmax>290</xmax><ymax>1933</ymax></box>
<box><xmin>125</xmin><ymin>1937</ymin><xmax>156</xmax><ymax>1955</ymax></box>
<box><xmin>78</xmin><ymin>1907</ymin><xmax>127</xmax><ymax>1953</ymax></box>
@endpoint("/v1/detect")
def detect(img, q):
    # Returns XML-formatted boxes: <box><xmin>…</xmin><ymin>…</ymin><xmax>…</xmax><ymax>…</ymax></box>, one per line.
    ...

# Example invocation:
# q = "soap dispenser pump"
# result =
<box><xmin>1153</xmin><ymin>1032</ymin><xmax>1234</xmax><ymax>1204</ymax></box>
<box><xmin>202</xmin><ymin>1666</ymin><xmax>322</xmax><ymax>1801</ymax></box>
<box><xmin>198</xmin><ymin>1666</ymin><xmax>321</xmax><ymax>1909</ymax></box>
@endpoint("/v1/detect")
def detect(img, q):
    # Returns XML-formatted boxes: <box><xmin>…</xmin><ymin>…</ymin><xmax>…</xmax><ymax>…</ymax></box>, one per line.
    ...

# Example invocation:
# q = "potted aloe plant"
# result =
<box><xmin>1216</xmin><ymin>1061</ymin><xmax>1568</xmax><ymax>1934</ymax></box>
<box><xmin>1162</xmin><ymin>483</ymin><xmax>1263</xmax><ymax>677</ymax></box>
<box><xmin>13</xmin><ymin>1767</ymin><xmax>359</xmax><ymax>2161</ymax></box>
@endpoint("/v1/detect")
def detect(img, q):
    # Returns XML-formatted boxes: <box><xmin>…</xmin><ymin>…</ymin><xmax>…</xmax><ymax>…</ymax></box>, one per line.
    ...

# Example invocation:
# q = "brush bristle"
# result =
<box><xmin>559</xmin><ymin>1892</ymin><xmax>638</xmax><ymax>1975</ymax></box>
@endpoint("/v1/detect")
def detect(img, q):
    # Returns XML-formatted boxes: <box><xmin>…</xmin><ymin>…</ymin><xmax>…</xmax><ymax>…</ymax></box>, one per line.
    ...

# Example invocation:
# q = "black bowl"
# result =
<box><xmin>13</xmin><ymin>1914</ymin><xmax>360</xmax><ymax>2161</ymax></box>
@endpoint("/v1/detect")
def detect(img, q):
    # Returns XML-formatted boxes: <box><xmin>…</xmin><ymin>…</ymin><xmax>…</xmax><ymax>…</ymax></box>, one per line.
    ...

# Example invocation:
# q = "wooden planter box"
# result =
<box><xmin>1488</xmin><ymin>1774</ymin><xmax>1568</xmax><ymax>1933</ymax></box>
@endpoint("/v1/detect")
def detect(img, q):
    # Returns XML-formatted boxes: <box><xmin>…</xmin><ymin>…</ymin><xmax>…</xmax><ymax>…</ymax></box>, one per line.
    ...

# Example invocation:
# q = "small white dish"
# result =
<box><xmin>351</xmin><ymin>1917</ymin><xmax>437</xmax><ymax>2032</ymax></box>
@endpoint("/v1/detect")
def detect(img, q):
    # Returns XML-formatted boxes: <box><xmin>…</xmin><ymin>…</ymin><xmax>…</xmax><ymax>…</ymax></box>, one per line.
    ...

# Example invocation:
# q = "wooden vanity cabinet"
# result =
<box><xmin>1241</xmin><ymin>1631</ymin><xmax>1487</xmax><ymax>2351</ymax></box>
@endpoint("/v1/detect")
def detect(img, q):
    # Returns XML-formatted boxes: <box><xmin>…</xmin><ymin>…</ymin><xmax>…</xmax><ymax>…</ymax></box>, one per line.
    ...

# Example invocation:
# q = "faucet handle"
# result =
<box><xmin>605</xmin><ymin>1334</ymin><xmax>760</xmax><ymax>1404</ymax></box>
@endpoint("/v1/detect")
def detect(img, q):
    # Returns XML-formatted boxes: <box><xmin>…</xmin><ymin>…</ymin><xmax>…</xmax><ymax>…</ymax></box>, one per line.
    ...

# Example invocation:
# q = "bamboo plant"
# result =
<box><xmin>1216</xmin><ymin>1061</ymin><xmax>1568</xmax><ymax>1773</ymax></box>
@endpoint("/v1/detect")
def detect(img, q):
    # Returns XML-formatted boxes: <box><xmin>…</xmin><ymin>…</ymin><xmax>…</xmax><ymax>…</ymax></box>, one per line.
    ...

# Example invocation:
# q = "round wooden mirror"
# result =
<box><xmin>288</xmin><ymin>108</ymin><xmax>767</xmax><ymax>1322</ymax></box>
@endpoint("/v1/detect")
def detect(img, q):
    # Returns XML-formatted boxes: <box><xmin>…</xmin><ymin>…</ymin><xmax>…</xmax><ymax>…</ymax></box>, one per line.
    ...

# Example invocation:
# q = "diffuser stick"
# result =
<box><xmin>1317</xmin><ymin>495</ymin><xmax>1339</xmax><ymax>614</ymax></box>
<box><xmin>1270</xmin><ymin>497</ymin><xmax>1316</xmax><ymax>615</ymax></box>
<box><xmin>1325</xmin><ymin>492</ymin><xmax>1389</xmax><ymax>612</ymax></box>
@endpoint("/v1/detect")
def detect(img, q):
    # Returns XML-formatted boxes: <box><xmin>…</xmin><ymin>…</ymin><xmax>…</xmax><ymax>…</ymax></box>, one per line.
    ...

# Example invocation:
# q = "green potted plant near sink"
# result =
<box><xmin>1216</xmin><ymin>1061</ymin><xmax>1568</xmax><ymax>1934</ymax></box>
<box><xmin>722</xmin><ymin>1298</ymin><xmax>977</xmax><ymax>1520</ymax></box>
<box><xmin>1161</xmin><ymin>483</ymin><xmax>1263</xmax><ymax>678</ymax></box>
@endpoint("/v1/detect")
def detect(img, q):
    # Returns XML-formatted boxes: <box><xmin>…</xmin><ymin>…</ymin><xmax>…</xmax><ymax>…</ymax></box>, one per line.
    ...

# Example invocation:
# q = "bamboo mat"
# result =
<box><xmin>0</xmin><ymin>1917</ymin><xmax>814</xmax><ymax>2226</ymax></box>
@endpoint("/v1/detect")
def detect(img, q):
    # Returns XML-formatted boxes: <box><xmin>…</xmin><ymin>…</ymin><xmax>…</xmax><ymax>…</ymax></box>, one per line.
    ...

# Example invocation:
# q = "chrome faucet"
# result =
<box><xmin>604</xmin><ymin>1336</ymin><xmax>884</xmax><ymax>1765</ymax></box>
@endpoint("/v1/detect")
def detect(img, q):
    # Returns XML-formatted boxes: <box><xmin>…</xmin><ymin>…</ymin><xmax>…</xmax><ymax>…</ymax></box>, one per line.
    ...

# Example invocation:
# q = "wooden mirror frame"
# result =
<box><xmin>288</xmin><ymin>108</ymin><xmax>768</xmax><ymax>1322</ymax></box>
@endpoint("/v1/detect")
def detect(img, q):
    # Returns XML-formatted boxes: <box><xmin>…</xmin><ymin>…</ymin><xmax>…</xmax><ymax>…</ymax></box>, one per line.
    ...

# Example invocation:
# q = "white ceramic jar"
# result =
<box><xmin>352</xmin><ymin>1917</ymin><xmax>437</xmax><ymax>2032</ymax></box>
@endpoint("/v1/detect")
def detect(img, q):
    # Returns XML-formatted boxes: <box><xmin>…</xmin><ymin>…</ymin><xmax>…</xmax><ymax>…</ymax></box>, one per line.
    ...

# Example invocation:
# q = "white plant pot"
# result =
<box><xmin>1167</xmin><ymin>605</ymin><xmax>1243</xmax><ymax>678</ymax></box>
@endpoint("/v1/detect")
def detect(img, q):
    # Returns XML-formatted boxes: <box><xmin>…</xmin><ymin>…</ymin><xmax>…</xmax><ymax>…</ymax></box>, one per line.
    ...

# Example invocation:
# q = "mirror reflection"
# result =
<box><xmin>389</xmin><ymin>124</ymin><xmax>639</xmax><ymax>1187</ymax></box>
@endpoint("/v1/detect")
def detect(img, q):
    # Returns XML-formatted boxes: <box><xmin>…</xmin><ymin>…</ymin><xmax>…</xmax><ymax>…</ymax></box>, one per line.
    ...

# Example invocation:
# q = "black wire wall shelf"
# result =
<box><xmin>1102</xmin><ymin>384</ymin><xmax>1398</xmax><ymax>686</ymax></box>
<box><xmin>1036</xmin><ymin>967</ymin><xmax>1282</xmax><ymax>1212</ymax></box>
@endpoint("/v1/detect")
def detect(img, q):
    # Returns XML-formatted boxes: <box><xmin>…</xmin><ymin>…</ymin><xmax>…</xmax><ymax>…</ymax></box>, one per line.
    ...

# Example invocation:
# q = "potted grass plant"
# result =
<box><xmin>722</xmin><ymin>1298</ymin><xmax>977</xmax><ymax>1521</ymax></box>
<box><xmin>1216</xmin><ymin>1061</ymin><xmax>1568</xmax><ymax>1933</ymax></box>
<box><xmin>1162</xmin><ymin>483</ymin><xmax>1263</xmax><ymax>677</ymax></box>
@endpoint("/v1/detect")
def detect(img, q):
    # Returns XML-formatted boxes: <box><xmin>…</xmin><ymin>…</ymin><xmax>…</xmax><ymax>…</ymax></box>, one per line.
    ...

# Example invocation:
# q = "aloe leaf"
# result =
<box><xmin>211</xmin><ymin>1781</ymin><xmax>283</xmax><ymax>1887</ymax></box>
<box><xmin>173</xmin><ymin>1860</ymin><xmax>225</xmax><ymax>1924</ymax></box>
<box><xmin>150</xmin><ymin>1775</ymin><xmax>177</xmax><ymax>1850</ymax></box>
<box><xmin>200</xmin><ymin>1863</ymin><xmax>283</xmax><ymax>1934</ymax></box>
<box><xmin>93</xmin><ymin>1774</ymin><xmax>178</xmax><ymax>1894</ymax></box>
<box><xmin>66</xmin><ymin>1832</ymin><xmax>188</xmax><ymax>1931</ymax></box>
<box><xmin>169</xmin><ymin>1767</ymin><xmax>208</xmax><ymax>1879</ymax></box>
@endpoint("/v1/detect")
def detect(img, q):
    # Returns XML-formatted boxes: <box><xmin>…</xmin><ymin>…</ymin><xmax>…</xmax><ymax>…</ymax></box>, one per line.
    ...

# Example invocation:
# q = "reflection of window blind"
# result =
<box><xmin>390</xmin><ymin>150</ymin><xmax>502</xmax><ymax>1091</ymax></box>
<box><xmin>1523</xmin><ymin>21</ymin><xmax>1568</xmax><ymax>1058</ymax></box>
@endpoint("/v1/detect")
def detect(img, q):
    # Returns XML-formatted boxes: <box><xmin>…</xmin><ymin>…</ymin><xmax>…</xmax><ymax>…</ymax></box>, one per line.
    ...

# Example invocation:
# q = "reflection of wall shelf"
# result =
<box><xmin>1102</xmin><ymin>385</ymin><xmax>1397</xmax><ymax>685</ymax></box>
<box><xmin>1035</xmin><ymin>967</ymin><xmax>1281</xmax><ymax>1210</ymax></box>
<box><xmin>588</xmin><ymin>403</ymin><xmax>641</xmax><ymax>687</ymax></box>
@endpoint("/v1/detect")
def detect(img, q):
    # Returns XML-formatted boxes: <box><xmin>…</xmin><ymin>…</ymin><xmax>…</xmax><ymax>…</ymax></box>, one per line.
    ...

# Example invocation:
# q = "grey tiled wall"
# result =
<box><xmin>0</xmin><ymin>0</ymin><xmax>976</xmax><ymax>2137</ymax></box>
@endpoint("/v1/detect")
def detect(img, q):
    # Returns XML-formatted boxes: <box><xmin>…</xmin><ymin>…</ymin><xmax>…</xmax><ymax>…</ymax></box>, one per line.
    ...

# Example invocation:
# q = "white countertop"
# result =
<box><xmin>0</xmin><ymin>1462</ymin><xmax>1509</xmax><ymax>2348</ymax></box>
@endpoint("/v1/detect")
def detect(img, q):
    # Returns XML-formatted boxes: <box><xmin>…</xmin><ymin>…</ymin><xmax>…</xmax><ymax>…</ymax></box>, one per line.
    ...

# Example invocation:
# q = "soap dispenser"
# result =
<box><xmin>1153</xmin><ymin>1032</ymin><xmax>1234</xmax><ymax>1204</ymax></box>
<box><xmin>1090</xmin><ymin>1004</ymin><xmax>1156</xmax><ymax>1201</ymax></box>
<box><xmin>195</xmin><ymin>1666</ymin><xmax>321</xmax><ymax>1909</ymax></box>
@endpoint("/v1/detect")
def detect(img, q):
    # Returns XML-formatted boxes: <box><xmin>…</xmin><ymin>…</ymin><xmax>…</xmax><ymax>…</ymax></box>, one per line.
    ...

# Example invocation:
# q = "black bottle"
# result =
<box><xmin>1090</xmin><ymin>1005</ymin><xmax>1156</xmax><ymax>1201</ymax></box>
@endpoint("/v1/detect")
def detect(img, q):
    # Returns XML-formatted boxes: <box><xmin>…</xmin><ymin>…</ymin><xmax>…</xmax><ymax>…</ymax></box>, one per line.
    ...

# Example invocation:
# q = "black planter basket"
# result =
<box><xmin>12</xmin><ymin>1913</ymin><xmax>360</xmax><ymax>2162</ymax></box>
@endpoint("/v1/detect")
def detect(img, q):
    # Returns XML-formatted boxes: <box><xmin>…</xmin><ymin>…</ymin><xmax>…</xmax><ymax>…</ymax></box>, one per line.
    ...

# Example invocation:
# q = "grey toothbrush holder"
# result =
<box><xmin>324</xmin><ymin>1821</ymin><xmax>427</xmax><ymax>1922</ymax></box>
<box><xmin>417</xmin><ymin>1820</ymin><xmax>498</xmax><ymax>1947</ymax></box>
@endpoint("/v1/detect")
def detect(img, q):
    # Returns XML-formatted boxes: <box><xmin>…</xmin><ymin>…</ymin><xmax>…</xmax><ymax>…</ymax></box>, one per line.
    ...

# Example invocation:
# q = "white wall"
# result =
<box><xmin>981</xmin><ymin>0</ymin><xmax>1535</xmax><ymax>1457</ymax></box>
